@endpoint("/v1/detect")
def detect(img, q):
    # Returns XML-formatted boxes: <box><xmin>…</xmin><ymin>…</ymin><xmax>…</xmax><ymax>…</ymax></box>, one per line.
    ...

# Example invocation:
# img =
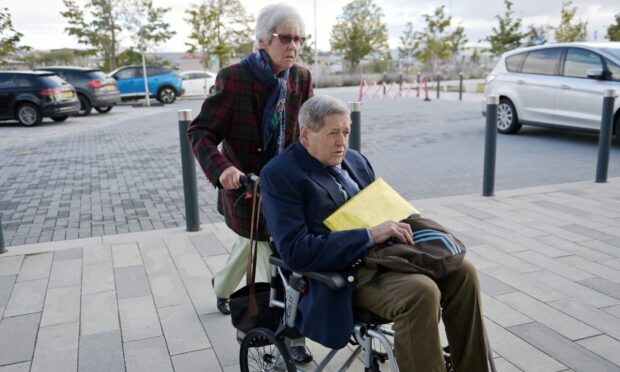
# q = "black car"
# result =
<box><xmin>0</xmin><ymin>71</ymin><xmax>80</xmax><ymax>126</ymax></box>
<box><xmin>35</xmin><ymin>66</ymin><xmax>121</xmax><ymax>116</ymax></box>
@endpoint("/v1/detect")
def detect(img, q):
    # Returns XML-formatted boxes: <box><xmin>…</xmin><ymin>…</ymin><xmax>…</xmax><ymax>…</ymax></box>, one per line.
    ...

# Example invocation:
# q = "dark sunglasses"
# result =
<box><xmin>272</xmin><ymin>33</ymin><xmax>306</xmax><ymax>46</ymax></box>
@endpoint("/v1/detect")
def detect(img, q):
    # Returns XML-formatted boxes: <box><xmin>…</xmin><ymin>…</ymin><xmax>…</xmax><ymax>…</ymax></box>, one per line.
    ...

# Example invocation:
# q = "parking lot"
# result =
<box><xmin>1</xmin><ymin>90</ymin><xmax>619</xmax><ymax>247</ymax></box>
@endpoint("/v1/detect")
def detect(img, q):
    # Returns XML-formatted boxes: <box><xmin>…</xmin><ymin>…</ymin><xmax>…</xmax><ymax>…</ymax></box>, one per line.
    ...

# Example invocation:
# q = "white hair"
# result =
<box><xmin>299</xmin><ymin>95</ymin><xmax>350</xmax><ymax>131</ymax></box>
<box><xmin>255</xmin><ymin>3</ymin><xmax>305</xmax><ymax>48</ymax></box>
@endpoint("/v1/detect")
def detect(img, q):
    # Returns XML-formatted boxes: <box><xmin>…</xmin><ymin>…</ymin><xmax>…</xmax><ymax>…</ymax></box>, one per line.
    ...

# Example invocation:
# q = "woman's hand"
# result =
<box><xmin>369</xmin><ymin>220</ymin><xmax>413</xmax><ymax>245</ymax></box>
<box><xmin>219</xmin><ymin>166</ymin><xmax>244</xmax><ymax>189</ymax></box>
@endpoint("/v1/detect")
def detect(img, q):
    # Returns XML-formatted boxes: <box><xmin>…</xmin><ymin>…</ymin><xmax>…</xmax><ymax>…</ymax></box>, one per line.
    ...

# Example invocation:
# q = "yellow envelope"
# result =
<box><xmin>324</xmin><ymin>177</ymin><xmax>420</xmax><ymax>231</ymax></box>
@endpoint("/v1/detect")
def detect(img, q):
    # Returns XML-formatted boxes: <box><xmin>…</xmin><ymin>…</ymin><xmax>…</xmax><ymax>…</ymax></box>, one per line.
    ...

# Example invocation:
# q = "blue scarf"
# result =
<box><xmin>240</xmin><ymin>49</ymin><xmax>290</xmax><ymax>159</ymax></box>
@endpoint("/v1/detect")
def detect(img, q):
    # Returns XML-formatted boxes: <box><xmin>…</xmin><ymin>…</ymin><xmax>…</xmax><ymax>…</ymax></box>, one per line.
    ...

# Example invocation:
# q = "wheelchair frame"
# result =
<box><xmin>238</xmin><ymin>255</ymin><xmax>399</xmax><ymax>372</ymax></box>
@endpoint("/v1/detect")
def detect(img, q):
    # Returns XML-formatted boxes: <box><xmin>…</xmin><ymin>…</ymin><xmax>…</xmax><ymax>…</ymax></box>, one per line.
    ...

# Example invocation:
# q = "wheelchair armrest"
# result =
<box><xmin>269</xmin><ymin>256</ymin><xmax>346</xmax><ymax>290</ymax></box>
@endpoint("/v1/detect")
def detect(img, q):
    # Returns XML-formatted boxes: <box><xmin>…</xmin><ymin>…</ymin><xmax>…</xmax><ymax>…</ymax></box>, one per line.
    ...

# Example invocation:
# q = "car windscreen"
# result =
<box><xmin>602</xmin><ymin>47</ymin><xmax>620</xmax><ymax>61</ymax></box>
<box><xmin>85</xmin><ymin>71</ymin><xmax>108</xmax><ymax>80</ymax></box>
<box><xmin>39</xmin><ymin>74</ymin><xmax>68</xmax><ymax>87</ymax></box>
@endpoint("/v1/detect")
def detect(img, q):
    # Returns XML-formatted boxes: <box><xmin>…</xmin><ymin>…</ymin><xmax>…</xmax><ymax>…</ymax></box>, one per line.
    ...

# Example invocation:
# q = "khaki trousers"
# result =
<box><xmin>212</xmin><ymin>235</ymin><xmax>272</xmax><ymax>299</ymax></box>
<box><xmin>353</xmin><ymin>260</ymin><xmax>488</xmax><ymax>372</ymax></box>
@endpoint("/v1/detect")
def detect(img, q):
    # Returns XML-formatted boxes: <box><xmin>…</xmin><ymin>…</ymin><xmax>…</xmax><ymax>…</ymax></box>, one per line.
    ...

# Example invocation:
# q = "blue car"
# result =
<box><xmin>109</xmin><ymin>65</ymin><xmax>184</xmax><ymax>104</ymax></box>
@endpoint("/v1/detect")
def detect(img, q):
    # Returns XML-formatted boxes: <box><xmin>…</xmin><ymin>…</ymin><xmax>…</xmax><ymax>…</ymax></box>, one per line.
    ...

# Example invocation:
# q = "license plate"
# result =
<box><xmin>61</xmin><ymin>91</ymin><xmax>74</xmax><ymax>98</ymax></box>
<box><xmin>105</xmin><ymin>85</ymin><xmax>116</xmax><ymax>91</ymax></box>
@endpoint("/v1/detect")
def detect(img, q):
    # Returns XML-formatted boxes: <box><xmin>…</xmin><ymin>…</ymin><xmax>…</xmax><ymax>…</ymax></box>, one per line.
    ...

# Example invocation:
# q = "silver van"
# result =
<box><xmin>483</xmin><ymin>42</ymin><xmax>620</xmax><ymax>138</ymax></box>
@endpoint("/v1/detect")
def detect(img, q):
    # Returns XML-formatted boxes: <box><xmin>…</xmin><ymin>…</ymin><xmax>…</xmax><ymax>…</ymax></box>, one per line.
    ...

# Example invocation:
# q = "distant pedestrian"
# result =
<box><xmin>187</xmin><ymin>3</ymin><xmax>314</xmax><ymax>364</ymax></box>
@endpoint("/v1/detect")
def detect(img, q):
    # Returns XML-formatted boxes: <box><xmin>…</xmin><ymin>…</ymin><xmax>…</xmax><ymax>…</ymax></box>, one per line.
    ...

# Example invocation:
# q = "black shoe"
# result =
<box><xmin>211</xmin><ymin>277</ymin><xmax>230</xmax><ymax>315</ymax></box>
<box><xmin>289</xmin><ymin>345</ymin><xmax>313</xmax><ymax>364</ymax></box>
<box><xmin>216</xmin><ymin>298</ymin><xmax>230</xmax><ymax>315</ymax></box>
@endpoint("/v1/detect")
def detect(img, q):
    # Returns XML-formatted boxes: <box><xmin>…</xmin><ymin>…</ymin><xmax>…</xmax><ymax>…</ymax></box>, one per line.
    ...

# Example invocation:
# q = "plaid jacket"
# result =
<box><xmin>188</xmin><ymin>62</ymin><xmax>313</xmax><ymax>240</ymax></box>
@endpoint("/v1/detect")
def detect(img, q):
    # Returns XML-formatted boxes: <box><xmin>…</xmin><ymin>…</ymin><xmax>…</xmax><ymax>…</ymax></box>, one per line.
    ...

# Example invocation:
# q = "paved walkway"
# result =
<box><xmin>0</xmin><ymin>178</ymin><xmax>619</xmax><ymax>372</ymax></box>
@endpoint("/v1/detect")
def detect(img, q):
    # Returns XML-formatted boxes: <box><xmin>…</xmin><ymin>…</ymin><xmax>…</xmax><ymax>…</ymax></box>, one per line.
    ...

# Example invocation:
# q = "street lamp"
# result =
<box><xmin>314</xmin><ymin>0</ymin><xmax>318</xmax><ymax>89</ymax></box>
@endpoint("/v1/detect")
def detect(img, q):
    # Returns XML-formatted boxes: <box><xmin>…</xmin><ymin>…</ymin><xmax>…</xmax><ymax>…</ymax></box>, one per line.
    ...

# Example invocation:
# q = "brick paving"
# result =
<box><xmin>0</xmin><ymin>177</ymin><xmax>619</xmax><ymax>371</ymax></box>
<box><xmin>1</xmin><ymin>90</ymin><xmax>619</xmax><ymax>247</ymax></box>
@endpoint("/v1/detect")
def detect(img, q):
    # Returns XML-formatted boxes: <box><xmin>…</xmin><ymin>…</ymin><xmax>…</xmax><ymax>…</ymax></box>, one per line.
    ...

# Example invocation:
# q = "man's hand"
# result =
<box><xmin>369</xmin><ymin>220</ymin><xmax>413</xmax><ymax>245</ymax></box>
<box><xmin>219</xmin><ymin>166</ymin><xmax>244</xmax><ymax>189</ymax></box>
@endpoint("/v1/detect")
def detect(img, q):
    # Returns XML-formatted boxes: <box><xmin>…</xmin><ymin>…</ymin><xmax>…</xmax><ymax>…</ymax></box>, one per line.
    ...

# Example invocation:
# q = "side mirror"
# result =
<box><xmin>586</xmin><ymin>68</ymin><xmax>604</xmax><ymax>79</ymax></box>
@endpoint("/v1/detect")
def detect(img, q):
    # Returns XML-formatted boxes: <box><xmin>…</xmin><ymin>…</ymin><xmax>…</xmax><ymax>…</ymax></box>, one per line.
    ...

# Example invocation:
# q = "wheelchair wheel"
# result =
<box><xmin>239</xmin><ymin>328</ymin><xmax>296</xmax><ymax>372</ymax></box>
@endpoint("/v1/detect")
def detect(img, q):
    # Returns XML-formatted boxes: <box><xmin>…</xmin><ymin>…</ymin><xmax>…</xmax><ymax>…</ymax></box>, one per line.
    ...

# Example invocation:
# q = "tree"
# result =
<box><xmin>185</xmin><ymin>3</ymin><xmax>218</xmax><ymax>69</ymax></box>
<box><xmin>398</xmin><ymin>22</ymin><xmax>418</xmax><ymax>63</ymax></box>
<box><xmin>298</xmin><ymin>34</ymin><xmax>315</xmax><ymax>66</ymax></box>
<box><xmin>448</xmin><ymin>25</ymin><xmax>468</xmax><ymax>56</ymax></box>
<box><xmin>414</xmin><ymin>6</ymin><xmax>465</xmax><ymax>74</ymax></box>
<box><xmin>606</xmin><ymin>13</ymin><xmax>620</xmax><ymax>41</ymax></box>
<box><xmin>484</xmin><ymin>0</ymin><xmax>524</xmax><ymax>56</ymax></box>
<box><xmin>554</xmin><ymin>0</ymin><xmax>587</xmax><ymax>42</ymax></box>
<box><xmin>330</xmin><ymin>0</ymin><xmax>388</xmax><ymax>69</ymax></box>
<box><xmin>523</xmin><ymin>24</ymin><xmax>550</xmax><ymax>46</ymax></box>
<box><xmin>185</xmin><ymin>0</ymin><xmax>252</xmax><ymax>69</ymax></box>
<box><xmin>61</xmin><ymin>0</ymin><xmax>123</xmax><ymax>71</ymax></box>
<box><xmin>124</xmin><ymin>0</ymin><xmax>175</xmax><ymax>54</ymax></box>
<box><xmin>0</xmin><ymin>7</ymin><xmax>30</xmax><ymax>64</ymax></box>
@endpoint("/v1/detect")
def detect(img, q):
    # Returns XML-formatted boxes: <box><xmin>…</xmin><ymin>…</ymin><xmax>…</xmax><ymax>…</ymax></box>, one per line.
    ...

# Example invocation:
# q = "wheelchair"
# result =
<box><xmin>238</xmin><ymin>255</ymin><xmax>401</xmax><ymax>372</ymax></box>
<box><xmin>236</xmin><ymin>174</ymin><xmax>497</xmax><ymax>372</ymax></box>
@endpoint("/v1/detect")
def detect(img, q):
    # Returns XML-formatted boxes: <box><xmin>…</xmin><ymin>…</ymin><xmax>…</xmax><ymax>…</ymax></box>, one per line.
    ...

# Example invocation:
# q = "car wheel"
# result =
<box><xmin>94</xmin><ymin>105</ymin><xmax>113</xmax><ymax>114</ymax></box>
<box><xmin>157</xmin><ymin>87</ymin><xmax>177</xmax><ymax>104</ymax></box>
<box><xmin>16</xmin><ymin>103</ymin><xmax>42</xmax><ymax>126</ymax></box>
<box><xmin>497</xmin><ymin>98</ymin><xmax>521</xmax><ymax>134</ymax></box>
<box><xmin>209</xmin><ymin>85</ymin><xmax>215</xmax><ymax>95</ymax></box>
<box><xmin>51</xmin><ymin>115</ymin><xmax>68</xmax><ymax>122</ymax></box>
<box><xmin>76</xmin><ymin>95</ymin><xmax>92</xmax><ymax>116</ymax></box>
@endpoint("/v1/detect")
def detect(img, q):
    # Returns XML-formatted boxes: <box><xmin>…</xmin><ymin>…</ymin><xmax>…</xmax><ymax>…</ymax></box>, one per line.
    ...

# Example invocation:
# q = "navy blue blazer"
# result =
<box><xmin>260</xmin><ymin>141</ymin><xmax>376</xmax><ymax>349</ymax></box>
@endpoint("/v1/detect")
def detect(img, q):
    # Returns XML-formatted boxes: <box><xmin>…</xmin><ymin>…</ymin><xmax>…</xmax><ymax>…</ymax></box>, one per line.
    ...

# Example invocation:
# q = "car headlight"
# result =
<box><xmin>485</xmin><ymin>74</ymin><xmax>496</xmax><ymax>84</ymax></box>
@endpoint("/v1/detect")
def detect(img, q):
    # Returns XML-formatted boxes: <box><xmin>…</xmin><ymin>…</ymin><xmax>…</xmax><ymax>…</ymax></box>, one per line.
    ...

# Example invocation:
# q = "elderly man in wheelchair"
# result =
<box><xmin>239</xmin><ymin>95</ymin><xmax>491</xmax><ymax>371</ymax></box>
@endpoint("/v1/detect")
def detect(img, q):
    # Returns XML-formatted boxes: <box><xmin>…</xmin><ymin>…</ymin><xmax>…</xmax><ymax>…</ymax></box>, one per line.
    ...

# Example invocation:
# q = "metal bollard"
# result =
<box><xmin>349</xmin><ymin>102</ymin><xmax>361</xmax><ymax>152</ymax></box>
<box><xmin>483</xmin><ymin>96</ymin><xmax>499</xmax><ymax>197</ymax></box>
<box><xmin>436</xmin><ymin>74</ymin><xmax>441</xmax><ymax>99</ymax></box>
<box><xmin>382</xmin><ymin>72</ymin><xmax>387</xmax><ymax>96</ymax></box>
<box><xmin>596</xmin><ymin>89</ymin><xmax>617</xmax><ymax>183</ymax></box>
<box><xmin>178</xmin><ymin>110</ymin><xmax>201</xmax><ymax>231</ymax></box>
<box><xmin>0</xmin><ymin>216</ymin><xmax>6</xmax><ymax>254</ymax></box>
<box><xmin>459</xmin><ymin>73</ymin><xmax>464</xmax><ymax>101</ymax></box>
<box><xmin>416</xmin><ymin>74</ymin><xmax>421</xmax><ymax>98</ymax></box>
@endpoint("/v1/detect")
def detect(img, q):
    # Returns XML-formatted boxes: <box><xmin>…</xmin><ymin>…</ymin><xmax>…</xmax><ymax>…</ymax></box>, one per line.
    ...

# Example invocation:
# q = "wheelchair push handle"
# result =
<box><xmin>239</xmin><ymin>173</ymin><xmax>259</xmax><ymax>188</ymax></box>
<box><xmin>239</xmin><ymin>173</ymin><xmax>260</xmax><ymax>201</ymax></box>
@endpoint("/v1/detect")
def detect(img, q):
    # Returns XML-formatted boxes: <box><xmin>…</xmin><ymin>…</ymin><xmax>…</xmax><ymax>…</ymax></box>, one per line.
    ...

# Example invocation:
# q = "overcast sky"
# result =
<box><xmin>5</xmin><ymin>0</ymin><xmax>619</xmax><ymax>53</ymax></box>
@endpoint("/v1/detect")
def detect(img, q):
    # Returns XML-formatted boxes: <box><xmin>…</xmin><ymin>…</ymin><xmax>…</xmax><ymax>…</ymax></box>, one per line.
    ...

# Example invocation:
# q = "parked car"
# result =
<box><xmin>35</xmin><ymin>66</ymin><xmax>121</xmax><ymax>116</ymax></box>
<box><xmin>178</xmin><ymin>70</ymin><xmax>216</xmax><ymax>96</ymax></box>
<box><xmin>109</xmin><ymin>65</ymin><xmax>184</xmax><ymax>104</ymax></box>
<box><xmin>483</xmin><ymin>42</ymin><xmax>620</xmax><ymax>138</ymax></box>
<box><xmin>0</xmin><ymin>71</ymin><xmax>80</xmax><ymax>126</ymax></box>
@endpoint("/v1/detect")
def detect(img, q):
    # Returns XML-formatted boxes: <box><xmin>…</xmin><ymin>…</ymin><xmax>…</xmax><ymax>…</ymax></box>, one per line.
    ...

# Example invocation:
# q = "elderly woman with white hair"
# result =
<box><xmin>187</xmin><ymin>3</ymin><xmax>314</xmax><ymax>364</ymax></box>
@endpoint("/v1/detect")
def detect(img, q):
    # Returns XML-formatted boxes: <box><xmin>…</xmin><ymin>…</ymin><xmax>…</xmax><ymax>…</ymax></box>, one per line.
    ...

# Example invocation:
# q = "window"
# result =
<box><xmin>607</xmin><ymin>59</ymin><xmax>620</xmax><ymax>82</ymax></box>
<box><xmin>147</xmin><ymin>67</ymin><xmax>169</xmax><ymax>76</ymax></box>
<box><xmin>14</xmin><ymin>75</ymin><xmax>33</xmax><ymax>87</ymax></box>
<box><xmin>0</xmin><ymin>74</ymin><xmax>14</xmax><ymax>88</ymax></box>
<box><xmin>86</xmin><ymin>71</ymin><xmax>107</xmax><ymax>80</ymax></box>
<box><xmin>521</xmin><ymin>48</ymin><xmax>562</xmax><ymax>75</ymax></box>
<box><xmin>505</xmin><ymin>53</ymin><xmax>525</xmax><ymax>72</ymax></box>
<box><xmin>67</xmin><ymin>70</ymin><xmax>86</xmax><ymax>82</ymax></box>
<box><xmin>602</xmin><ymin>47</ymin><xmax>620</xmax><ymax>60</ymax></box>
<box><xmin>563</xmin><ymin>48</ymin><xmax>603</xmax><ymax>78</ymax></box>
<box><xmin>115</xmin><ymin>67</ymin><xmax>140</xmax><ymax>79</ymax></box>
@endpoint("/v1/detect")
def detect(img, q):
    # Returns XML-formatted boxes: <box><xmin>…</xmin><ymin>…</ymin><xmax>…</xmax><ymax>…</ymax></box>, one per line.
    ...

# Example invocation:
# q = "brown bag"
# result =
<box><xmin>365</xmin><ymin>215</ymin><xmax>466</xmax><ymax>279</ymax></box>
<box><xmin>228</xmin><ymin>181</ymin><xmax>282</xmax><ymax>333</ymax></box>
